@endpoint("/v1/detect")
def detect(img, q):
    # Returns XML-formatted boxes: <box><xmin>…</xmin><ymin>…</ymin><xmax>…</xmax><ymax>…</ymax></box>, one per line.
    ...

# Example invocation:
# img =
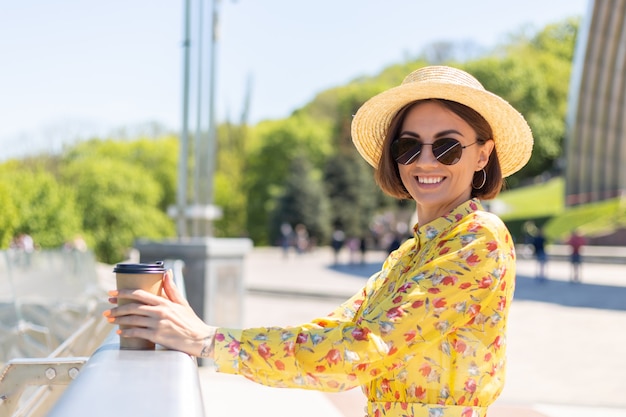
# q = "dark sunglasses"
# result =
<box><xmin>391</xmin><ymin>137</ymin><xmax>477</xmax><ymax>166</ymax></box>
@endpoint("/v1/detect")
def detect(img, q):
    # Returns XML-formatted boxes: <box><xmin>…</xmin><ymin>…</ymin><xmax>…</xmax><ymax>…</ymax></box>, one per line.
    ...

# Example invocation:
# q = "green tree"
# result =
<box><xmin>269</xmin><ymin>154</ymin><xmax>331</xmax><ymax>246</ymax></box>
<box><xmin>64</xmin><ymin>136</ymin><xmax>179</xmax><ymax>211</ymax></box>
<box><xmin>61</xmin><ymin>156</ymin><xmax>174</xmax><ymax>263</ymax></box>
<box><xmin>0</xmin><ymin>181</ymin><xmax>18</xmax><ymax>248</ymax></box>
<box><xmin>463</xmin><ymin>19</ymin><xmax>578</xmax><ymax>183</ymax></box>
<box><xmin>323</xmin><ymin>153</ymin><xmax>380</xmax><ymax>239</ymax></box>
<box><xmin>244</xmin><ymin>114</ymin><xmax>333</xmax><ymax>244</ymax></box>
<box><xmin>528</xmin><ymin>17</ymin><xmax>579</xmax><ymax>63</ymax></box>
<box><xmin>213</xmin><ymin>122</ymin><xmax>248</xmax><ymax>237</ymax></box>
<box><xmin>0</xmin><ymin>165</ymin><xmax>83</xmax><ymax>248</ymax></box>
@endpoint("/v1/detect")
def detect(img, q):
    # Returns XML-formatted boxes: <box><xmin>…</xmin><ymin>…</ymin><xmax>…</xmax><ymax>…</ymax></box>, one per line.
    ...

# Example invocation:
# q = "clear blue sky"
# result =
<box><xmin>0</xmin><ymin>0</ymin><xmax>589</xmax><ymax>159</ymax></box>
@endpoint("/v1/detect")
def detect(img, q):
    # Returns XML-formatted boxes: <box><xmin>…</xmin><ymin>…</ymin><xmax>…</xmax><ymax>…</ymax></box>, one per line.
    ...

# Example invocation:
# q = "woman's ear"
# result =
<box><xmin>477</xmin><ymin>140</ymin><xmax>495</xmax><ymax>169</ymax></box>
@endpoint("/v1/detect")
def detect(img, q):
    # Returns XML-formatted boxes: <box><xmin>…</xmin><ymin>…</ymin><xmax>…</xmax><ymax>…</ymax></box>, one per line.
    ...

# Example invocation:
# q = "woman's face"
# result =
<box><xmin>396</xmin><ymin>101</ymin><xmax>493</xmax><ymax>225</ymax></box>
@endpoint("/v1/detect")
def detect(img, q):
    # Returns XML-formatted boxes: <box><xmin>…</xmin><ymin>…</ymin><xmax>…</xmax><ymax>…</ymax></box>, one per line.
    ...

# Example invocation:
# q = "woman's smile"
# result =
<box><xmin>417</xmin><ymin>176</ymin><xmax>445</xmax><ymax>185</ymax></box>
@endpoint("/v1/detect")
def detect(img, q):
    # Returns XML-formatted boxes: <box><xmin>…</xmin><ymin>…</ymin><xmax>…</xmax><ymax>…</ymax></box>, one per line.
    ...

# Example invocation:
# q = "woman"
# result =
<box><xmin>105</xmin><ymin>66</ymin><xmax>533</xmax><ymax>417</ymax></box>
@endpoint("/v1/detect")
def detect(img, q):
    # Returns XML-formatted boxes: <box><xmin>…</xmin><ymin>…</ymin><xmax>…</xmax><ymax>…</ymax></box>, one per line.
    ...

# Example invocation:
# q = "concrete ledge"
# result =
<box><xmin>46</xmin><ymin>334</ymin><xmax>204</xmax><ymax>417</ymax></box>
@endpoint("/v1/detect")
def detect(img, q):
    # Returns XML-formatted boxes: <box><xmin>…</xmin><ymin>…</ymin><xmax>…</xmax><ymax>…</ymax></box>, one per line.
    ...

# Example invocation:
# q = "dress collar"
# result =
<box><xmin>412</xmin><ymin>198</ymin><xmax>483</xmax><ymax>242</ymax></box>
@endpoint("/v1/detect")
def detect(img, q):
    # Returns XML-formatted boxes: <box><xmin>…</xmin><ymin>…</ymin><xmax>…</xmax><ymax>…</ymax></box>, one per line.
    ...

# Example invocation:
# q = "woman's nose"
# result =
<box><xmin>414</xmin><ymin>144</ymin><xmax>439</xmax><ymax>167</ymax></box>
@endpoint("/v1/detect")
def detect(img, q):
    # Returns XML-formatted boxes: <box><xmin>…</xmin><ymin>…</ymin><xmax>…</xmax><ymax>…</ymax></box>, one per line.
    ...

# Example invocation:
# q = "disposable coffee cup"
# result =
<box><xmin>113</xmin><ymin>261</ymin><xmax>166</xmax><ymax>350</ymax></box>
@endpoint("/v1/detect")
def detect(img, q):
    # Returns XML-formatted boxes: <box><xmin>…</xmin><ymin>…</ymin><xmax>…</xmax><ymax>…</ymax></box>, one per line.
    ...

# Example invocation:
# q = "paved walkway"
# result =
<box><xmin>199</xmin><ymin>247</ymin><xmax>626</xmax><ymax>417</ymax></box>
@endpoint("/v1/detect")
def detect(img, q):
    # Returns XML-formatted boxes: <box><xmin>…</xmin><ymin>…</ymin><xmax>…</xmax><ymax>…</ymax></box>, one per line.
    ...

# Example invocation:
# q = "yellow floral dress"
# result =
<box><xmin>214</xmin><ymin>199</ymin><xmax>516</xmax><ymax>417</ymax></box>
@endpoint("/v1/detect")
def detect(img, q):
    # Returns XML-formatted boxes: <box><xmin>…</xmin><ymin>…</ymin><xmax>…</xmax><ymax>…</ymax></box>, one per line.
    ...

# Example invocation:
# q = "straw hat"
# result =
<box><xmin>351</xmin><ymin>65</ymin><xmax>533</xmax><ymax>177</ymax></box>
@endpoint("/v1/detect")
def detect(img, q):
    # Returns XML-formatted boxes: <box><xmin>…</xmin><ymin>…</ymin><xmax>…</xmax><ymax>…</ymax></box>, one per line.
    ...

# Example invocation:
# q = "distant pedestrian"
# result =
<box><xmin>347</xmin><ymin>237</ymin><xmax>360</xmax><ymax>264</ymax></box>
<box><xmin>12</xmin><ymin>233</ymin><xmax>35</xmax><ymax>266</ymax></box>
<box><xmin>531</xmin><ymin>229</ymin><xmax>547</xmax><ymax>282</ymax></box>
<box><xmin>387</xmin><ymin>233</ymin><xmax>402</xmax><ymax>254</ymax></box>
<box><xmin>280</xmin><ymin>223</ymin><xmax>294</xmax><ymax>258</ymax></box>
<box><xmin>64</xmin><ymin>235</ymin><xmax>88</xmax><ymax>252</ymax></box>
<box><xmin>566</xmin><ymin>230</ymin><xmax>586</xmax><ymax>283</ymax></box>
<box><xmin>359</xmin><ymin>236</ymin><xmax>367</xmax><ymax>264</ymax></box>
<box><xmin>330</xmin><ymin>228</ymin><xmax>345</xmax><ymax>265</ymax></box>
<box><xmin>294</xmin><ymin>224</ymin><xmax>310</xmax><ymax>254</ymax></box>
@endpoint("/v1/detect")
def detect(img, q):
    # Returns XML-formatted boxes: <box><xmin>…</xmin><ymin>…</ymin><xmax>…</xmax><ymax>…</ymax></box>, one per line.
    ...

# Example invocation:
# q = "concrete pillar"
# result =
<box><xmin>565</xmin><ymin>0</ymin><xmax>626</xmax><ymax>205</ymax></box>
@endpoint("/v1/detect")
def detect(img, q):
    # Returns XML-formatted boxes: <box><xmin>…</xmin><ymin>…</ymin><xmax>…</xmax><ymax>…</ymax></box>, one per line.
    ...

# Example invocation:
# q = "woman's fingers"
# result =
<box><xmin>110</xmin><ymin>288</ymin><xmax>166</xmax><ymax>306</ymax></box>
<box><xmin>162</xmin><ymin>270</ymin><xmax>190</xmax><ymax>306</ymax></box>
<box><xmin>116</xmin><ymin>326</ymin><xmax>155</xmax><ymax>343</ymax></box>
<box><xmin>111</xmin><ymin>309</ymin><xmax>157</xmax><ymax>327</ymax></box>
<box><xmin>106</xmin><ymin>300</ymin><xmax>159</xmax><ymax>318</ymax></box>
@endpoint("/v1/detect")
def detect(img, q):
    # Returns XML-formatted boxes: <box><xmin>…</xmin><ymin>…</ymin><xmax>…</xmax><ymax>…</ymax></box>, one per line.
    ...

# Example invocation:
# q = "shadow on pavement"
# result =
<box><xmin>328</xmin><ymin>262</ymin><xmax>382</xmax><ymax>279</ymax></box>
<box><xmin>327</xmin><ymin>262</ymin><xmax>626</xmax><ymax>312</ymax></box>
<box><xmin>513</xmin><ymin>274</ymin><xmax>626</xmax><ymax>312</ymax></box>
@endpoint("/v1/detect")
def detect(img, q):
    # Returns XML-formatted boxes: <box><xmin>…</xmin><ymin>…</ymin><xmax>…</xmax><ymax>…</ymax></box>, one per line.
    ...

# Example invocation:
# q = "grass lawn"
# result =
<box><xmin>492</xmin><ymin>177</ymin><xmax>564</xmax><ymax>220</ymax></box>
<box><xmin>492</xmin><ymin>177</ymin><xmax>626</xmax><ymax>241</ymax></box>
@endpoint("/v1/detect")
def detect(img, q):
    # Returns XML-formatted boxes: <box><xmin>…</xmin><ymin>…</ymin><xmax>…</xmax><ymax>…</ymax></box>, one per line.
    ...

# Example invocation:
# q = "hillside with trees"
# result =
<box><xmin>0</xmin><ymin>18</ymin><xmax>579</xmax><ymax>263</ymax></box>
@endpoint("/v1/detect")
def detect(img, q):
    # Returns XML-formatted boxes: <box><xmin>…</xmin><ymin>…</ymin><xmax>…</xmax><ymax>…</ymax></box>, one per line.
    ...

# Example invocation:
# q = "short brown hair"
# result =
<box><xmin>374</xmin><ymin>99</ymin><xmax>503</xmax><ymax>200</ymax></box>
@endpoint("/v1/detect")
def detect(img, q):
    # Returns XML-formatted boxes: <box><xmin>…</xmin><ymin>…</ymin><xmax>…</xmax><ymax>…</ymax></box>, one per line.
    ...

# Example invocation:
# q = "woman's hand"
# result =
<box><xmin>104</xmin><ymin>270</ymin><xmax>217</xmax><ymax>358</ymax></box>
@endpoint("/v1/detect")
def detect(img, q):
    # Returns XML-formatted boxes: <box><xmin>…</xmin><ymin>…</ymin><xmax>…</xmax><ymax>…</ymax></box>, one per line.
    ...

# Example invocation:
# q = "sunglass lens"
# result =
<box><xmin>432</xmin><ymin>138</ymin><xmax>462</xmax><ymax>165</ymax></box>
<box><xmin>392</xmin><ymin>138</ymin><xmax>422</xmax><ymax>165</ymax></box>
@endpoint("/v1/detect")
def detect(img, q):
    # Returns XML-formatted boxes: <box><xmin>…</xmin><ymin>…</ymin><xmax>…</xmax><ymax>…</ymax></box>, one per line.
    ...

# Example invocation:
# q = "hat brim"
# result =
<box><xmin>351</xmin><ymin>81</ymin><xmax>533</xmax><ymax>178</ymax></box>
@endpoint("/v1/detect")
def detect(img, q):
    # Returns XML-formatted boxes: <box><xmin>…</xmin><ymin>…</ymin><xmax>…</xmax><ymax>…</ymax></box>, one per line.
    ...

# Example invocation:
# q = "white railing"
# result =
<box><xmin>45</xmin><ymin>332</ymin><xmax>205</xmax><ymax>417</ymax></box>
<box><xmin>1</xmin><ymin>254</ymin><xmax>205</xmax><ymax>417</ymax></box>
<box><xmin>0</xmin><ymin>249</ymin><xmax>105</xmax><ymax>364</ymax></box>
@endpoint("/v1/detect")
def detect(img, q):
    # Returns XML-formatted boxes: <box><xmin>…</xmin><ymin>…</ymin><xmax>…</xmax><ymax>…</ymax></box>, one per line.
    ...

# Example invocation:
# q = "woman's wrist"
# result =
<box><xmin>198</xmin><ymin>327</ymin><xmax>217</xmax><ymax>359</ymax></box>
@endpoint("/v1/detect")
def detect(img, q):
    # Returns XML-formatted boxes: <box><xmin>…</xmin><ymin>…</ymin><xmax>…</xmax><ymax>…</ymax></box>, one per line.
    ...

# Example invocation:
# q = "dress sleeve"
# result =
<box><xmin>213</xmin><ymin>219</ymin><xmax>513</xmax><ymax>393</ymax></box>
<box><xmin>213</xmin><ymin>273</ymin><xmax>375</xmax><ymax>389</ymax></box>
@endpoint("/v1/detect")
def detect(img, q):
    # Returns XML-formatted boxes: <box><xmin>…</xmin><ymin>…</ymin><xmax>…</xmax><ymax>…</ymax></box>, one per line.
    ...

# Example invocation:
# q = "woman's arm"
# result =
<box><xmin>213</xmin><ymin>220</ymin><xmax>514</xmax><ymax>391</ymax></box>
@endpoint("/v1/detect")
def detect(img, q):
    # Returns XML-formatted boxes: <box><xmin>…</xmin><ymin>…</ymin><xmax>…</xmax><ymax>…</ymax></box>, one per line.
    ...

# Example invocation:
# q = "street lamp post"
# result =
<box><xmin>139</xmin><ymin>0</ymin><xmax>251</xmax><ymax>340</ymax></box>
<box><xmin>194</xmin><ymin>0</ymin><xmax>220</xmax><ymax>237</ymax></box>
<box><xmin>175</xmin><ymin>0</ymin><xmax>192</xmax><ymax>239</ymax></box>
<box><xmin>174</xmin><ymin>0</ymin><xmax>222</xmax><ymax>238</ymax></box>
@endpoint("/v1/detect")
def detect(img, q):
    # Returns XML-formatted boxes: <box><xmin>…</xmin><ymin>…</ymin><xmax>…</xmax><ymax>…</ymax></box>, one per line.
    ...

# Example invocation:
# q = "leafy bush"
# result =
<box><xmin>61</xmin><ymin>156</ymin><xmax>174</xmax><ymax>263</ymax></box>
<box><xmin>0</xmin><ymin>167</ymin><xmax>82</xmax><ymax>248</ymax></box>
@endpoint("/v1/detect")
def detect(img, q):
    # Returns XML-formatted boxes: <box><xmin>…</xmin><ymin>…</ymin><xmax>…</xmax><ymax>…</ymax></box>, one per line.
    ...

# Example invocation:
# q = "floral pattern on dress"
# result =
<box><xmin>214</xmin><ymin>199</ymin><xmax>515</xmax><ymax>417</ymax></box>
